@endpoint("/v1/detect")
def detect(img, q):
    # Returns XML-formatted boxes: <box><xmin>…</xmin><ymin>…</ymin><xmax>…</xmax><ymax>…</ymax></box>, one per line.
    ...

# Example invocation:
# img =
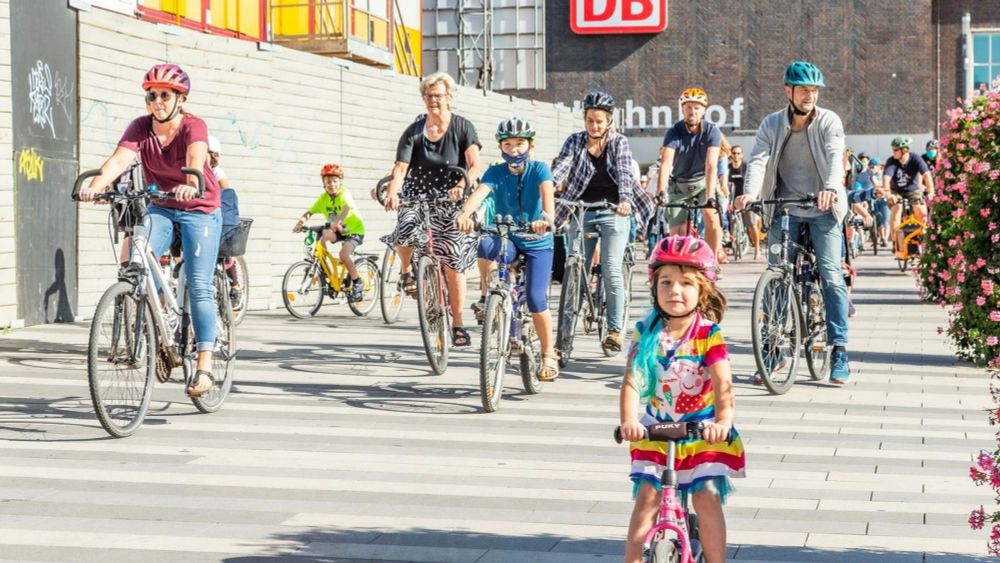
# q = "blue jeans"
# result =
<box><xmin>872</xmin><ymin>198</ymin><xmax>889</xmax><ymax>227</ymax></box>
<box><xmin>137</xmin><ymin>206</ymin><xmax>223</xmax><ymax>352</ymax></box>
<box><xmin>478</xmin><ymin>237</ymin><xmax>554</xmax><ymax>313</ymax></box>
<box><xmin>768</xmin><ymin>212</ymin><xmax>849</xmax><ymax>346</ymax></box>
<box><xmin>567</xmin><ymin>209</ymin><xmax>629</xmax><ymax>333</ymax></box>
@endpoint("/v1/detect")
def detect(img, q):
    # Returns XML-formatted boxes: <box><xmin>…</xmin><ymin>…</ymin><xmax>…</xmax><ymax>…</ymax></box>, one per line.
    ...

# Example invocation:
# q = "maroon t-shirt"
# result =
<box><xmin>118</xmin><ymin>113</ymin><xmax>220</xmax><ymax>213</ymax></box>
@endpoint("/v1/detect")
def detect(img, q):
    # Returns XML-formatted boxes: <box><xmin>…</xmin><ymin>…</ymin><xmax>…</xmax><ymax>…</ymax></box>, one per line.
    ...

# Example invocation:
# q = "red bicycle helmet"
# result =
<box><xmin>648</xmin><ymin>236</ymin><xmax>718</xmax><ymax>283</ymax></box>
<box><xmin>142</xmin><ymin>63</ymin><xmax>191</xmax><ymax>95</ymax></box>
<box><xmin>320</xmin><ymin>163</ymin><xmax>344</xmax><ymax>177</ymax></box>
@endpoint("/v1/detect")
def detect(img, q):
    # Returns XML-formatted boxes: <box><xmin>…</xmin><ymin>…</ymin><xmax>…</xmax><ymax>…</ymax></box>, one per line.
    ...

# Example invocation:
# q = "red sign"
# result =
<box><xmin>570</xmin><ymin>0</ymin><xmax>668</xmax><ymax>35</ymax></box>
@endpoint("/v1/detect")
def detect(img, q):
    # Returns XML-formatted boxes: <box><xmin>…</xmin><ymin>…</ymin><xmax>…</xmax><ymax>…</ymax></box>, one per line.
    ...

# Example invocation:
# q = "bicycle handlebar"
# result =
<box><xmin>747</xmin><ymin>195</ymin><xmax>817</xmax><ymax>214</ymax></box>
<box><xmin>72</xmin><ymin>166</ymin><xmax>206</xmax><ymax>201</ymax></box>
<box><xmin>613</xmin><ymin>422</ymin><xmax>732</xmax><ymax>444</ymax></box>
<box><xmin>478</xmin><ymin>215</ymin><xmax>552</xmax><ymax>236</ymax></box>
<box><xmin>555</xmin><ymin>198</ymin><xmax>620</xmax><ymax>212</ymax></box>
<box><xmin>379</xmin><ymin>166</ymin><xmax>475</xmax><ymax>208</ymax></box>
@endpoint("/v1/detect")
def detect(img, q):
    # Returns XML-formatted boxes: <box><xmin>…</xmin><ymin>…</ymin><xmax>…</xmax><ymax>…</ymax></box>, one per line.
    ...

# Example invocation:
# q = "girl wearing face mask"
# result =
<box><xmin>550</xmin><ymin>91</ymin><xmax>654</xmax><ymax>356</ymax></box>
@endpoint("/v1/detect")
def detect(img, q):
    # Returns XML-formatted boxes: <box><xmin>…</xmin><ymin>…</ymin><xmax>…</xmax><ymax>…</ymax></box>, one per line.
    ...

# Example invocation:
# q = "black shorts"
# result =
<box><xmin>334</xmin><ymin>232</ymin><xmax>364</xmax><ymax>247</ymax></box>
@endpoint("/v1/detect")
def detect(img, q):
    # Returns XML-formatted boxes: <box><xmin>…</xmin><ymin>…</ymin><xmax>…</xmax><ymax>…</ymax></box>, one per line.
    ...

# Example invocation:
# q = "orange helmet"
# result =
<box><xmin>320</xmin><ymin>163</ymin><xmax>343</xmax><ymax>177</ymax></box>
<box><xmin>679</xmin><ymin>88</ymin><xmax>709</xmax><ymax>107</ymax></box>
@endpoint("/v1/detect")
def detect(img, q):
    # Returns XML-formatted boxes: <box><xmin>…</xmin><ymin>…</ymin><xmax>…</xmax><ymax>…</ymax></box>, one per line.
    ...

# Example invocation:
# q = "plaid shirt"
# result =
<box><xmin>551</xmin><ymin>131</ymin><xmax>653</xmax><ymax>229</ymax></box>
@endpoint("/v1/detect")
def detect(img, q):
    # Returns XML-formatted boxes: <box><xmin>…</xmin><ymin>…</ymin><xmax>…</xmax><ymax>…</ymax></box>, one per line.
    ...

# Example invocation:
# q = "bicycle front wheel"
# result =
<box><xmin>480</xmin><ymin>293</ymin><xmax>508</xmax><ymax>412</ymax></box>
<box><xmin>557</xmin><ymin>264</ymin><xmax>583</xmax><ymax>369</ymax></box>
<box><xmin>282</xmin><ymin>260</ymin><xmax>325</xmax><ymax>318</ymax></box>
<box><xmin>347</xmin><ymin>257</ymin><xmax>381</xmax><ymax>317</ymax></box>
<box><xmin>750</xmin><ymin>269</ymin><xmax>802</xmax><ymax>395</ymax></box>
<box><xmin>416</xmin><ymin>255</ymin><xmax>449</xmax><ymax>374</ymax></box>
<box><xmin>379</xmin><ymin>245</ymin><xmax>404</xmax><ymax>324</ymax></box>
<box><xmin>88</xmin><ymin>281</ymin><xmax>156</xmax><ymax>438</ymax></box>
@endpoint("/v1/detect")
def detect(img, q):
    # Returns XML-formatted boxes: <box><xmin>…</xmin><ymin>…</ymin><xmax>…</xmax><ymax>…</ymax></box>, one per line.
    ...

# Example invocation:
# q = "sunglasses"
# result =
<box><xmin>423</xmin><ymin>93</ymin><xmax>447</xmax><ymax>101</ymax></box>
<box><xmin>145</xmin><ymin>91</ymin><xmax>175</xmax><ymax>103</ymax></box>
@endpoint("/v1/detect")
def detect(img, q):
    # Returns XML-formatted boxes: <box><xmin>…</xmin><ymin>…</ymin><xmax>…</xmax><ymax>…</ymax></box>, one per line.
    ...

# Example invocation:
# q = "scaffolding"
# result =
<box><xmin>423</xmin><ymin>0</ymin><xmax>545</xmax><ymax>92</ymax></box>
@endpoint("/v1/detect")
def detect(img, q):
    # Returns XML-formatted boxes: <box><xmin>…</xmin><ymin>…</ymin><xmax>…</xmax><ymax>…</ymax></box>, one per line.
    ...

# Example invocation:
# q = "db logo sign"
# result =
<box><xmin>570</xmin><ymin>0</ymin><xmax>668</xmax><ymax>35</ymax></box>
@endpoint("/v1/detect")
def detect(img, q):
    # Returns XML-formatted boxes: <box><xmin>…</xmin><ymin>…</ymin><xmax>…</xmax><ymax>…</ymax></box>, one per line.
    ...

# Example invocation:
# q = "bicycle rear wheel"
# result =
<box><xmin>281</xmin><ymin>260</ymin><xmax>325</xmax><ymax>318</ymax></box>
<box><xmin>191</xmin><ymin>271</ymin><xmax>236</xmax><ymax>413</ymax></box>
<box><xmin>518</xmin><ymin>306</ymin><xmax>544</xmax><ymax>395</ymax></box>
<box><xmin>347</xmin><ymin>256</ymin><xmax>381</xmax><ymax>317</ymax></box>
<box><xmin>416</xmin><ymin>255</ymin><xmax>449</xmax><ymax>374</ymax></box>
<box><xmin>557</xmin><ymin>264</ymin><xmax>583</xmax><ymax>369</ymax></box>
<box><xmin>802</xmin><ymin>280</ymin><xmax>829</xmax><ymax>381</ymax></box>
<box><xmin>379</xmin><ymin>245</ymin><xmax>404</xmax><ymax>324</ymax></box>
<box><xmin>88</xmin><ymin>281</ymin><xmax>156</xmax><ymax>438</ymax></box>
<box><xmin>480</xmin><ymin>293</ymin><xmax>508</xmax><ymax>412</ymax></box>
<box><xmin>229</xmin><ymin>255</ymin><xmax>249</xmax><ymax>326</ymax></box>
<box><xmin>750</xmin><ymin>269</ymin><xmax>802</xmax><ymax>395</ymax></box>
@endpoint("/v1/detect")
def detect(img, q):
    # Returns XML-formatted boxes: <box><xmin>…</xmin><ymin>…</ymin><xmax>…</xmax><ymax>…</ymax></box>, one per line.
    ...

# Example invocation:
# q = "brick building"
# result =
<box><xmin>497</xmin><ymin>0</ymin><xmax>1000</xmax><ymax>164</ymax></box>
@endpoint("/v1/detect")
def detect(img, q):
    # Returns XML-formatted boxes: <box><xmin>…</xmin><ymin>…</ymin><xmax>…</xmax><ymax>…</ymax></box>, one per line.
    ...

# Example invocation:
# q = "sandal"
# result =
<box><xmin>602</xmin><ymin>331</ymin><xmax>623</xmax><ymax>354</ymax></box>
<box><xmin>186</xmin><ymin>369</ymin><xmax>215</xmax><ymax>397</ymax></box>
<box><xmin>400</xmin><ymin>272</ymin><xmax>417</xmax><ymax>297</ymax></box>
<box><xmin>538</xmin><ymin>352</ymin><xmax>560</xmax><ymax>382</ymax></box>
<box><xmin>452</xmin><ymin>327</ymin><xmax>472</xmax><ymax>347</ymax></box>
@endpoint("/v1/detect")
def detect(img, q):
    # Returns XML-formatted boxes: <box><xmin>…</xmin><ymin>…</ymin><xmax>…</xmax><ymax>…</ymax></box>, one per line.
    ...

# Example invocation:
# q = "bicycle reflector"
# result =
<box><xmin>770</xmin><ymin>243</ymin><xmax>782</xmax><ymax>257</ymax></box>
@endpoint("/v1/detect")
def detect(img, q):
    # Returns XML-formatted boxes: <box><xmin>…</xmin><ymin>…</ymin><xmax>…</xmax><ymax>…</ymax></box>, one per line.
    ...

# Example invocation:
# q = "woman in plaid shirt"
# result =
<box><xmin>551</xmin><ymin>91</ymin><xmax>653</xmax><ymax>354</ymax></box>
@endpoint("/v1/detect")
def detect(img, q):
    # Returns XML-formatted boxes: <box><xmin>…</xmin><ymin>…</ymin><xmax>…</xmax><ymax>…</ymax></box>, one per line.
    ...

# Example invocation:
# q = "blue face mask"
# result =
<box><xmin>502</xmin><ymin>151</ymin><xmax>530</xmax><ymax>167</ymax></box>
<box><xmin>927</xmin><ymin>150</ymin><xmax>937</xmax><ymax>158</ymax></box>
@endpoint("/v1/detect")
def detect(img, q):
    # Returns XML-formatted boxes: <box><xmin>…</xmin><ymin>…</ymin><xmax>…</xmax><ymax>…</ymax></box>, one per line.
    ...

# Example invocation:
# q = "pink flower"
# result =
<box><xmin>990</xmin><ymin>223</ymin><xmax>998</xmax><ymax>231</ymax></box>
<box><xmin>979</xmin><ymin>296</ymin><xmax>988</xmax><ymax>306</ymax></box>
<box><xmin>973</xmin><ymin>466</ymin><xmax>988</xmax><ymax>484</ymax></box>
<box><xmin>988</xmin><ymin>336</ymin><xmax>999</xmax><ymax>346</ymax></box>
<box><xmin>983</xmin><ymin>208</ymin><xmax>993</xmax><ymax>218</ymax></box>
<box><xmin>971</xmin><ymin>506</ymin><xmax>987</xmax><ymax>530</ymax></box>
<box><xmin>992</xmin><ymin>311</ymin><xmax>1000</xmax><ymax>322</ymax></box>
<box><xmin>985</xmin><ymin>280</ymin><xmax>995</xmax><ymax>295</ymax></box>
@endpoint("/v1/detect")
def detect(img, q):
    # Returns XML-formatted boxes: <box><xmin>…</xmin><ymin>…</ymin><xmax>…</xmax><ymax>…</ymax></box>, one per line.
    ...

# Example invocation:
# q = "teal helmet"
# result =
<box><xmin>784</xmin><ymin>61</ymin><xmax>825</xmax><ymax>87</ymax></box>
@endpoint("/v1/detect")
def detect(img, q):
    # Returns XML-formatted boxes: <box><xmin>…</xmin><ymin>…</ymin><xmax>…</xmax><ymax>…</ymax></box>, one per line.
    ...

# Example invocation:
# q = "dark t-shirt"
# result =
<box><xmin>581</xmin><ymin>150</ymin><xmax>620</xmax><ymax>204</ymax></box>
<box><xmin>395</xmin><ymin>114</ymin><xmax>481</xmax><ymax>199</ymax></box>
<box><xmin>118</xmin><ymin>114</ymin><xmax>220</xmax><ymax>213</ymax></box>
<box><xmin>662</xmin><ymin>120</ymin><xmax>722</xmax><ymax>181</ymax></box>
<box><xmin>728</xmin><ymin>161</ymin><xmax>747</xmax><ymax>199</ymax></box>
<box><xmin>884</xmin><ymin>155</ymin><xmax>930</xmax><ymax>194</ymax></box>
<box><xmin>922</xmin><ymin>153</ymin><xmax>937</xmax><ymax>170</ymax></box>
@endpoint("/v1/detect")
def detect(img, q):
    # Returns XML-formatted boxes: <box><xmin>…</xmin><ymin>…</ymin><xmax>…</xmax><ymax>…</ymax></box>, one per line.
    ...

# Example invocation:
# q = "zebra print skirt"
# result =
<box><xmin>380</xmin><ymin>202</ymin><xmax>478</xmax><ymax>273</ymax></box>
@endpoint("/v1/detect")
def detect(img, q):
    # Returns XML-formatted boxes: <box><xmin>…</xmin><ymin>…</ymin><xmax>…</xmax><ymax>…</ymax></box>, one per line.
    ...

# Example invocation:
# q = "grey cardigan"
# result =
<box><xmin>743</xmin><ymin>105</ymin><xmax>848</xmax><ymax>223</ymax></box>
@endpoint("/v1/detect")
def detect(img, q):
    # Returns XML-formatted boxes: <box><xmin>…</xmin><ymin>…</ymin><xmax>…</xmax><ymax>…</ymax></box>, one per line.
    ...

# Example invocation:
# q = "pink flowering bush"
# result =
<box><xmin>946</xmin><ymin>88</ymin><xmax>1000</xmax><ymax>556</ymax></box>
<box><xmin>918</xmin><ymin>87</ymin><xmax>1000</xmax><ymax>370</ymax></box>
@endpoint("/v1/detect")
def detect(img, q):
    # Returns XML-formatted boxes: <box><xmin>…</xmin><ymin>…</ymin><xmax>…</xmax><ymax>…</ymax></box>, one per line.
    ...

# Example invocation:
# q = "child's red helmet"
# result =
<box><xmin>320</xmin><ymin>163</ymin><xmax>344</xmax><ymax>177</ymax></box>
<box><xmin>648</xmin><ymin>235</ymin><xmax>718</xmax><ymax>283</ymax></box>
<box><xmin>142</xmin><ymin>63</ymin><xmax>191</xmax><ymax>95</ymax></box>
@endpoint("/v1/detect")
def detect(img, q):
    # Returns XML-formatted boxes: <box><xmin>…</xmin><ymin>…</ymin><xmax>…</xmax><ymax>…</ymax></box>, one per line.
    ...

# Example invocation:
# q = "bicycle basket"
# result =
<box><xmin>219</xmin><ymin>218</ymin><xmax>253</xmax><ymax>257</ymax></box>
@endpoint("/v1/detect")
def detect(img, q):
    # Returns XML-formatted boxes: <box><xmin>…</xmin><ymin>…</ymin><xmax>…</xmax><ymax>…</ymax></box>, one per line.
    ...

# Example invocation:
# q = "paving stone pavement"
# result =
<box><xmin>0</xmin><ymin>250</ymin><xmax>995</xmax><ymax>562</ymax></box>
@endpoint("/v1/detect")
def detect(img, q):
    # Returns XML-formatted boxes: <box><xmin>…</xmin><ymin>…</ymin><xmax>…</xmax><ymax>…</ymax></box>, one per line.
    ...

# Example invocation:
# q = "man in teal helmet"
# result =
<box><xmin>736</xmin><ymin>60</ymin><xmax>854</xmax><ymax>385</ymax></box>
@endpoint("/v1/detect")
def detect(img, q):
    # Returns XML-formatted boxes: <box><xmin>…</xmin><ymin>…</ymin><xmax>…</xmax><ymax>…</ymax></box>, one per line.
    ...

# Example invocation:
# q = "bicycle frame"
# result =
<box><xmin>644</xmin><ymin>439</ymin><xmax>696</xmax><ymax>563</ymax></box>
<box><xmin>133</xmin><ymin>240</ymin><xmax>189</xmax><ymax>367</ymax></box>
<box><xmin>299</xmin><ymin>228</ymin><xmax>355</xmax><ymax>296</ymax></box>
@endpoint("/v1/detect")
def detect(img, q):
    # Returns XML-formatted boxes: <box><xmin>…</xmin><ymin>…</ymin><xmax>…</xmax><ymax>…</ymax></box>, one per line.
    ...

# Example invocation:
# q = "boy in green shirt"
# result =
<box><xmin>293</xmin><ymin>163</ymin><xmax>366</xmax><ymax>302</ymax></box>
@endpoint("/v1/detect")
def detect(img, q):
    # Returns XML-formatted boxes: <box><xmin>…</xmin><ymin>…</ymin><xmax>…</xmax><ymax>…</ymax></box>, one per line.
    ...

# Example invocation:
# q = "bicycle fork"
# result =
<box><xmin>643</xmin><ymin>440</ymin><xmax>696</xmax><ymax>563</ymax></box>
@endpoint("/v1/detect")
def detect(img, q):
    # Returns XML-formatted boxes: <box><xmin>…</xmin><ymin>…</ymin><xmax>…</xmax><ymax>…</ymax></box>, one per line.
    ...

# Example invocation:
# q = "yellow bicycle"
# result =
<box><xmin>282</xmin><ymin>225</ymin><xmax>381</xmax><ymax>318</ymax></box>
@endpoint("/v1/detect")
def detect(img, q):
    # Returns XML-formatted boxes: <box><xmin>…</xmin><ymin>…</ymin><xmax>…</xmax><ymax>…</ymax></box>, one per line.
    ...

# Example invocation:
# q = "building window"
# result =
<box><xmin>973</xmin><ymin>32</ymin><xmax>1000</xmax><ymax>90</ymax></box>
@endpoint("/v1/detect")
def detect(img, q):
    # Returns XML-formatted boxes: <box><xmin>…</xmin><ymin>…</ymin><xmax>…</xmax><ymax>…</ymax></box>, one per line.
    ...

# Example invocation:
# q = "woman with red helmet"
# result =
<box><xmin>80</xmin><ymin>63</ymin><xmax>223</xmax><ymax>398</ymax></box>
<box><xmin>619</xmin><ymin>235</ymin><xmax>745</xmax><ymax>563</ymax></box>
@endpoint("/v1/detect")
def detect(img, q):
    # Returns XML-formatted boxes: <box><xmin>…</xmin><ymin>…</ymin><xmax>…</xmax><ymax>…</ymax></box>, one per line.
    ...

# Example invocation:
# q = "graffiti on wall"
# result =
<box><xmin>17</xmin><ymin>148</ymin><xmax>45</xmax><ymax>182</ymax></box>
<box><xmin>28</xmin><ymin>60</ymin><xmax>56</xmax><ymax>137</ymax></box>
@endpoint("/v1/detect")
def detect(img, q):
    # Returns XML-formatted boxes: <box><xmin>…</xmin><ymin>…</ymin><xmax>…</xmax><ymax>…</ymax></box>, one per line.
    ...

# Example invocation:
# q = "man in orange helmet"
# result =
<box><xmin>655</xmin><ymin>88</ymin><xmax>725</xmax><ymax>263</ymax></box>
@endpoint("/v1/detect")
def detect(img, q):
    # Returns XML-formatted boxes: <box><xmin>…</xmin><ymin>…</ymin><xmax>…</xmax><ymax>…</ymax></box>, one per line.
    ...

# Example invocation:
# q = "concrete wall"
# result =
<box><xmin>64</xmin><ymin>6</ymin><xmax>578</xmax><ymax>322</ymax></box>
<box><xmin>0</xmin><ymin>0</ymin><xmax>13</xmax><ymax>327</ymax></box>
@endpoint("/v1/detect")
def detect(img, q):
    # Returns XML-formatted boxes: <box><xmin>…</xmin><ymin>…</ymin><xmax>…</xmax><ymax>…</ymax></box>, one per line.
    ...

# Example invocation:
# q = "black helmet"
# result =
<box><xmin>583</xmin><ymin>91</ymin><xmax>615</xmax><ymax>113</ymax></box>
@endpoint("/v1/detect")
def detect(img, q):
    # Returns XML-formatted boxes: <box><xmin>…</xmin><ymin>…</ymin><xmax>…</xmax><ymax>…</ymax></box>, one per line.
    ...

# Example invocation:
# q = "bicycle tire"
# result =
<box><xmin>870</xmin><ymin>221</ymin><xmax>879</xmax><ymax>256</ymax></box>
<box><xmin>88</xmin><ymin>281</ymin><xmax>156</xmax><ymax>438</ymax></box>
<box><xmin>519</xmin><ymin>304</ymin><xmax>543</xmax><ymax>395</ymax></box>
<box><xmin>750</xmin><ymin>269</ymin><xmax>802</xmax><ymax>395</ymax></box>
<box><xmin>647</xmin><ymin>534</ymin><xmax>680</xmax><ymax>563</ymax></box>
<box><xmin>557</xmin><ymin>263</ymin><xmax>583</xmax><ymax>369</ymax></box>
<box><xmin>480</xmin><ymin>292</ymin><xmax>508</xmax><ymax>412</ymax></box>
<box><xmin>802</xmin><ymin>280</ymin><xmax>829</xmax><ymax>381</ymax></box>
<box><xmin>620</xmin><ymin>256</ymin><xmax>634</xmax><ymax>347</ymax></box>
<box><xmin>596</xmin><ymin>269</ymin><xmax>612</xmax><ymax>357</ymax></box>
<box><xmin>379</xmin><ymin>245</ymin><xmax>404</xmax><ymax>324</ymax></box>
<box><xmin>347</xmin><ymin>257</ymin><xmax>381</xmax><ymax>317</ymax></box>
<box><xmin>416</xmin><ymin>255</ymin><xmax>449</xmax><ymax>374</ymax></box>
<box><xmin>191</xmin><ymin>271</ymin><xmax>236</xmax><ymax>413</ymax></box>
<box><xmin>230</xmin><ymin>255</ymin><xmax>249</xmax><ymax>326</ymax></box>
<box><xmin>898</xmin><ymin>258</ymin><xmax>909</xmax><ymax>272</ymax></box>
<box><xmin>281</xmin><ymin>260</ymin><xmax>325</xmax><ymax>318</ymax></box>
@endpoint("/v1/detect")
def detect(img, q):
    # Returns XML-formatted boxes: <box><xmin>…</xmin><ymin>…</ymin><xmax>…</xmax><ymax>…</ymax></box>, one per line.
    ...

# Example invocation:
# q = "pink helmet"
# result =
<box><xmin>648</xmin><ymin>236</ymin><xmax>718</xmax><ymax>283</ymax></box>
<box><xmin>142</xmin><ymin>63</ymin><xmax>191</xmax><ymax>95</ymax></box>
